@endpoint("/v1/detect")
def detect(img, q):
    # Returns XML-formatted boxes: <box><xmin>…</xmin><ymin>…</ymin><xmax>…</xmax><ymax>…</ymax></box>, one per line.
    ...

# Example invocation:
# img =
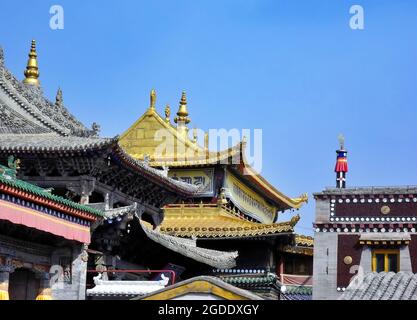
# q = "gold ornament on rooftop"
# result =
<box><xmin>290</xmin><ymin>214</ymin><xmax>300</xmax><ymax>227</ymax></box>
<box><xmin>150</xmin><ymin>89</ymin><xmax>156</xmax><ymax>109</ymax></box>
<box><xmin>23</xmin><ymin>40</ymin><xmax>40</xmax><ymax>86</ymax></box>
<box><xmin>165</xmin><ymin>104</ymin><xmax>171</xmax><ymax>122</ymax></box>
<box><xmin>174</xmin><ymin>91</ymin><xmax>191</xmax><ymax>125</ymax></box>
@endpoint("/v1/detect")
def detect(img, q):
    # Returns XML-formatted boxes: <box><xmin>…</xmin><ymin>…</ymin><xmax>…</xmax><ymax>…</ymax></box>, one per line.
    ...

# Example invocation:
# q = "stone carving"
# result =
<box><xmin>91</xmin><ymin>122</ymin><xmax>101</xmax><ymax>136</ymax></box>
<box><xmin>81</xmin><ymin>244</ymin><xmax>89</xmax><ymax>263</ymax></box>
<box><xmin>0</xmin><ymin>155</ymin><xmax>20</xmax><ymax>179</ymax></box>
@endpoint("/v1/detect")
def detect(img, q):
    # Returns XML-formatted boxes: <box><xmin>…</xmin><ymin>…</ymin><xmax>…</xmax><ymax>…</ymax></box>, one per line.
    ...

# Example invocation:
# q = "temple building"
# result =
<box><xmin>279</xmin><ymin>234</ymin><xmax>313</xmax><ymax>300</ymax></box>
<box><xmin>0</xmin><ymin>40</ymin><xmax>314</xmax><ymax>300</ymax></box>
<box><xmin>0</xmin><ymin>156</ymin><xmax>103</xmax><ymax>300</ymax></box>
<box><xmin>313</xmin><ymin>137</ymin><xmax>417</xmax><ymax>300</ymax></box>
<box><xmin>116</xmin><ymin>87</ymin><xmax>311</xmax><ymax>299</ymax></box>
<box><xmin>0</xmin><ymin>41</ymin><xmax>243</xmax><ymax>295</ymax></box>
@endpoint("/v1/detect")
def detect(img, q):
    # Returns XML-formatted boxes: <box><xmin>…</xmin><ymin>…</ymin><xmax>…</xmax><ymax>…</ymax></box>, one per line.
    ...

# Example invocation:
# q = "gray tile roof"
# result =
<box><xmin>104</xmin><ymin>203</ymin><xmax>139</xmax><ymax>220</ymax></box>
<box><xmin>0</xmin><ymin>134</ymin><xmax>197</xmax><ymax>195</ymax></box>
<box><xmin>0</xmin><ymin>134</ymin><xmax>115</xmax><ymax>152</ymax></box>
<box><xmin>141</xmin><ymin>220</ymin><xmax>238</xmax><ymax>269</ymax></box>
<box><xmin>0</xmin><ymin>45</ymin><xmax>197</xmax><ymax>195</ymax></box>
<box><xmin>341</xmin><ymin>272</ymin><xmax>417</xmax><ymax>300</ymax></box>
<box><xmin>314</xmin><ymin>186</ymin><xmax>417</xmax><ymax>197</ymax></box>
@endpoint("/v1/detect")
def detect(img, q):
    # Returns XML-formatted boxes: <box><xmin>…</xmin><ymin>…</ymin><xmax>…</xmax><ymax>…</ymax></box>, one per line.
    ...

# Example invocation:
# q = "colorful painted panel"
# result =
<box><xmin>168</xmin><ymin>168</ymin><xmax>214</xmax><ymax>196</ymax></box>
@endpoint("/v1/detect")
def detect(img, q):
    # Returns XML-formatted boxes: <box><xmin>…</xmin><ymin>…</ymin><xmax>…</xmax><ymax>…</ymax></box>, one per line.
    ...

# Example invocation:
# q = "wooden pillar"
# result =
<box><xmin>35</xmin><ymin>272</ymin><xmax>52</xmax><ymax>300</ymax></box>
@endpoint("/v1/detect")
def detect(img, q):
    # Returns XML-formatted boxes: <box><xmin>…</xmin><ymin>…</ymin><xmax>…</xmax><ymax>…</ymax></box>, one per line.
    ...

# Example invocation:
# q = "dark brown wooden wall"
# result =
<box><xmin>335</xmin><ymin>202</ymin><xmax>417</xmax><ymax>217</ymax></box>
<box><xmin>337</xmin><ymin>234</ymin><xmax>362</xmax><ymax>288</ymax></box>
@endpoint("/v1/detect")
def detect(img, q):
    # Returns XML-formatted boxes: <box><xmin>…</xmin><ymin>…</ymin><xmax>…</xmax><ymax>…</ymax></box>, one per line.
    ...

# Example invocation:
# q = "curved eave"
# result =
<box><xmin>236</xmin><ymin>143</ymin><xmax>308</xmax><ymax>211</ymax></box>
<box><xmin>157</xmin><ymin>205</ymin><xmax>298</xmax><ymax>239</ymax></box>
<box><xmin>112</xmin><ymin>143</ymin><xmax>198</xmax><ymax>197</ymax></box>
<box><xmin>0</xmin><ymin>177</ymin><xmax>103</xmax><ymax>220</ymax></box>
<box><xmin>0</xmin><ymin>134</ymin><xmax>197</xmax><ymax>197</ymax></box>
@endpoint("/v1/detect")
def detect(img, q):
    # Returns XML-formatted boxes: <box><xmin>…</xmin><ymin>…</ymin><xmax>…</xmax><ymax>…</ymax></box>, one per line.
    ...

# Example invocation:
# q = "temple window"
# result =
<box><xmin>372</xmin><ymin>249</ymin><xmax>399</xmax><ymax>272</ymax></box>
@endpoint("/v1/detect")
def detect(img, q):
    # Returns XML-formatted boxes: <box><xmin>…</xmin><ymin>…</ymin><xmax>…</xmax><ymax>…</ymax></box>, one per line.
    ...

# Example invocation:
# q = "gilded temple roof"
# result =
<box><xmin>143</xmin><ymin>203</ymin><xmax>300</xmax><ymax>239</ymax></box>
<box><xmin>119</xmin><ymin>92</ymin><xmax>241</xmax><ymax>167</ymax></box>
<box><xmin>295</xmin><ymin>234</ymin><xmax>314</xmax><ymax>247</ymax></box>
<box><xmin>119</xmin><ymin>89</ymin><xmax>308</xmax><ymax>211</ymax></box>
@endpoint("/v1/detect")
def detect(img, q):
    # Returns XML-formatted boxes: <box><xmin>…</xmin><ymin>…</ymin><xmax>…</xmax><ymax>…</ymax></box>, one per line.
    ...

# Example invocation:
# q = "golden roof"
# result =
<box><xmin>142</xmin><ymin>203</ymin><xmax>299</xmax><ymax>239</ymax></box>
<box><xmin>281</xmin><ymin>246</ymin><xmax>314</xmax><ymax>256</ymax></box>
<box><xmin>119</xmin><ymin>90</ymin><xmax>241</xmax><ymax>167</ymax></box>
<box><xmin>280</xmin><ymin>234</ymin><xmax>314</xmax><ymax>256</ymax></box>
<box><xmin>119</xmin><ymin>90</ymin><xmax>308</xmax><ymax>210</ymax></box>
<box><xmin>295</xmin><ymin>234</ymin><xmax>314</xmax><ymax>247</ymax></box>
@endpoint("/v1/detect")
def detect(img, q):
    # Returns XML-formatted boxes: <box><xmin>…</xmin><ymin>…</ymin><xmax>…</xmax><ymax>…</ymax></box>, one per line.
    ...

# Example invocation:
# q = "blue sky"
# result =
<box><xmin>1</xmin><ymin>1</ymin><xmax>417</xmax><ymax>235</ymax></box>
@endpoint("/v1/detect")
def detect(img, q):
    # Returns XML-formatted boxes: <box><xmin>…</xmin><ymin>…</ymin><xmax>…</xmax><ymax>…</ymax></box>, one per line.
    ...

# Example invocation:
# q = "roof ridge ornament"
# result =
<box><xmin>149</xmin><ymin>89</ymin><xmax>156</xmax><ymax>110</ymax></box>
<box><xmin>290</xmin><ymin>214</ymin><xmax>300</xmax><ymax>227</ymax></box>
<box><xmin>164</xmin><ymin>104</ymin><xmax>171</xmax><ymax>122</ymax></box>
<box><xmin>0</xmin><ymin>156</ymin><xmax>20</xmax><ymax>180</ymax></box>
<box><xmin>0</xmin><ymin>46</ymin><xmax>4</xmax><ymax>66</ymax></box>
<box><xmin>174</xmin><ymin>91</ymin><xmax>191</xmax><ymax>125</ymax></box>
<box><xmin>335</xmin><ymin>134</ymin><xmax>348</xmax><ymax>188</ymax></box>
<box><xmin>23</xmin><ymin>40</ymin><xmax>40</xmax><ymax>87</ymax></box>
<box><xmin>338</xmin><ymin>133</ymin><xmax>345</xmax><ymax>150</ymax></box>
<box><xmin>55</xmin><ymin>87</ymin><xmax>63</xmax><ymax>106</ymax></box>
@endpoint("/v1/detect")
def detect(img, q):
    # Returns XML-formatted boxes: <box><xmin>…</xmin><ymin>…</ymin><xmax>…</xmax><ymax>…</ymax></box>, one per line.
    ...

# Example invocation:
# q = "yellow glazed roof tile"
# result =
<box><xmin>144</xmin><ymin>203</ymin><xmax>299</xmax><ymax>239</ymax></box>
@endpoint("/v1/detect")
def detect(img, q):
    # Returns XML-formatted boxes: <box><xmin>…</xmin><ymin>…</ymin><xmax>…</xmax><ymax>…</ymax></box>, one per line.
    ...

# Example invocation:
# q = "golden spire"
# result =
<box><xmin>23</xmin><ymin>40</ymin><xmax>40</xmax><ymax>86</ymax></box>
<box><xmin>174</xmin><ymin>91</ymin><xmax>190</xmax><ymax>125</ymax></box>
<box><xmin>149</xmin><ymin>89</ymin><xmax>156</xmax><ymax>109</ymax></box>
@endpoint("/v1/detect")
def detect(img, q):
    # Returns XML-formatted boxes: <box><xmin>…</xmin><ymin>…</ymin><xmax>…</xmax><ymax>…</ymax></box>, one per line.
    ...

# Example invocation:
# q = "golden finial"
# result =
<box><xmin>23</xmin><ymin>40</ymin><xmax>40</xmax><ymax>86</ymax></box>
<box><xmin>165</xmin><ymin>104</ymin><xmax>171</xmax><ymax>122</ymax></box>
<box><xmin>149</xmin><ymin>89</ymin><xmax>156</xmax><ymax>109</ymax></box>
<box><xmin>174</xmin><ymin>91</ymin><xmax>190</xmax><ymax>125</ymax></box>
